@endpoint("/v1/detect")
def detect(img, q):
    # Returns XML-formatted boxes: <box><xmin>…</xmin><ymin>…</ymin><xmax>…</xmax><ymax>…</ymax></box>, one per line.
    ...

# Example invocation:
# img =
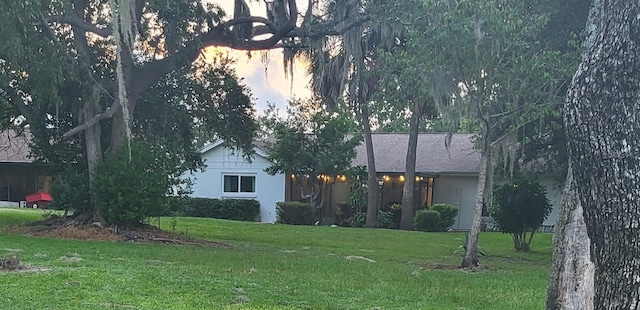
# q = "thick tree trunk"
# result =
<box><xmin>546</xmin><ymin>1</ymin><xmax>600</xmax><ymax>307</ymax></box>
<box><xmin>399</xmin><ymin>103</ymin><xmax>421</xmax><ymax>230</ymax></box>
<box><xmin>564</xmin><ymin>1</ymin><xmax>640</xmax><ymax>308</ymax></box>
<box><xmin>362</xmin><ymin>105</ymin><xmax>378</xmax><ymax>228</ymax></box>
<box><xmin>546</xmin><ymin>164</ymin><xmax>594</xmax><ymax>310</ymax></box>
<box><xmin>461</xmin><ymin>149</ymin><xmax>490</xmax><ymax>268</ymax></box>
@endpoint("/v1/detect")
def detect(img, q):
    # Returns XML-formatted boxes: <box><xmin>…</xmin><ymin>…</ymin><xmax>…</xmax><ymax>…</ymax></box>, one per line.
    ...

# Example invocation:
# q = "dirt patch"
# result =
<box><xmin>3</xmin><ymin>219</ymin><xmax>232</xmax><ymax>249</ymax></box>
<box><xmin>0</xmin><ymin>255</ymin><xmax>22</xmax><ymax>271</ymax></box>
<box><xmin>417</xmin><ymin>263</ymin><xmax>495</xmax><ymax>272</ymax></box>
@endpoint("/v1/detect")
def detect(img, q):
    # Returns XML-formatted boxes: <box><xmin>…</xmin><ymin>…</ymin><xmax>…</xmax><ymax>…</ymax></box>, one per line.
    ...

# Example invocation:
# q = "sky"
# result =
<box><xmin>205</xmin><ymin>0</ymin><xmax>313</xmax><ymax>115</ymax></box>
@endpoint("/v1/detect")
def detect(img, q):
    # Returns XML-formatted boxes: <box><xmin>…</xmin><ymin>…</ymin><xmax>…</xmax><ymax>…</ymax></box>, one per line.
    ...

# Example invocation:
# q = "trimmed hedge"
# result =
<box><xmin>430</xmin><ymin>203</ymin><xmax>458</xmax><ymax>231</ymax></box>
<box><xmin>168</xmin><ymin>197</ymin><xmax>260</xmax><ymax>221</ymax></box>
<box><xmin>413</xmin><ymin>209</ymin><xmax>442</xmax><ymax>232</ymax></box>
<box><xmin>276</xmin><ymin>201</ymin><xmax>315</xmax><ymax>225</ymax></box>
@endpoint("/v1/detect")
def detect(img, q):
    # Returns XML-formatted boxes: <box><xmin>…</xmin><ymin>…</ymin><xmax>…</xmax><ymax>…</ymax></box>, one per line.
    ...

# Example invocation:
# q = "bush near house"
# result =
<box><xmin>413</xmin><ymin>209</ymin><xmax>442</xmax><ymax>232</ymax></box>
<box><xmin>413</xmin><ymin>203</ymin><xmax>458</xmax><ymax>232</ymax></box>
<box><xmin>276</xmin><ymin>201</ymin><xmax>315</xmax><ymax>225</ymax></box>
<box><xmin>430</xmin><ymin>203</ymin><xmax>458</xmax><ymax>231</ymax></box>
<box><xmin>168</xmin><ymin>197</ymin><xmax>260</xmax><ymax>221</ymax></box>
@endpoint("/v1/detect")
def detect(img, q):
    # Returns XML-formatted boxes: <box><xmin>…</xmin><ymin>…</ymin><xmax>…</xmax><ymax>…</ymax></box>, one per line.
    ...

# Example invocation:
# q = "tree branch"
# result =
<box><xmin>62</xmin><ymin>100</ymin><xmax>119</xmax><ymax>139</ymax></box>
<box><xmin>44</xmin><ymin>14</ymin><xmax>112</xmax><ymax>37</ymax></box>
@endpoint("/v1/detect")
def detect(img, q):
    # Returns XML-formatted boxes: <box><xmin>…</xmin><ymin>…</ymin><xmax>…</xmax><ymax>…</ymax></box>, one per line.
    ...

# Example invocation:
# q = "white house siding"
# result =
<box><xmin>540</xmin><ymin>178</ymin><xmax>563</xmax><ymax>228</ymax></box>
<box><xmin>188</xmin><ymin>145</ymin><xmax>285</xmax><ymax>223</ymax></box>
<box><xmin>432</xmin><ymin>175</ymin><xmax>479</xmax><ymax>230</ymax></box>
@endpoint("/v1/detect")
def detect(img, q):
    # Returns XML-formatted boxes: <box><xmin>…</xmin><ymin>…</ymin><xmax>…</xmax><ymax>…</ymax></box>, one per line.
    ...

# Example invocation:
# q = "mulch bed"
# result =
<box><xmin>2</xmin><ymin>216</ymin><xmax>232</xmax><ymax>249</ymax></box>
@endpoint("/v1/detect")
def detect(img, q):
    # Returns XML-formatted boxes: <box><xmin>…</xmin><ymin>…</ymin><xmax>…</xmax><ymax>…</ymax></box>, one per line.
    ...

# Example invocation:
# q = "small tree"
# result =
<box><xmin>490</xmin><ymin>178</ymin><xmax>551</xmax><ymax>252</ymax></box>
<box><xmin>264</xmin><ymin>99</ymin><xmax>362</xmax><ymax>223</ymax></box>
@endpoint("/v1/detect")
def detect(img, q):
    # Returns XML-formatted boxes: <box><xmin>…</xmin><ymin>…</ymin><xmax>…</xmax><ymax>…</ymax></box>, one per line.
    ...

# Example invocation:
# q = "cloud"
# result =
<box><xmin>200</xmin><ymin>1</ymin><xmax>313</xmax><ymax>114</ymax></box>
<box><xmin>203</xmin><ymin>47</ymin><xmax>312</xmax><ymax>115</ymax></box>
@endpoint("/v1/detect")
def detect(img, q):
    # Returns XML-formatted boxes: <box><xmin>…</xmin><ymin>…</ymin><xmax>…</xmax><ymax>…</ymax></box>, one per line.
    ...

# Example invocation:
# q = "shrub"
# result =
<box><xmin>490</xmin><ymin>177</ymin><xmax>551</xmax><ymax>252</ymax></box>
<box><xmin>430</xmin><ymin>203</ymin><xmax>458</xmax><ymax>231</ymax></box>
<box><xmin>376</xmin><ymin>210</ymin><xmax>395</xmax><ymax>229</ymax></box>
<box><xmin>413</xmin><ymin>209</ymin><xmax>442</xmax><ymax>232</ymax></box>
<box><xmin>348</xmin><ymin>212</ymin><xmax>366</xmax><ymax>228</ymax></box>
<box><xmin>49</xmin><ymin>166</ymin><xmax>91</xmax><ymax>213</ymax></box>
<box><xmin>93</xmin><ymin>141</ymin><xmax>176</xmax><ymax>226</ymax></box>
<box><xmin>276</xmin><ymin>201</ymin><xmax>315</xmax><ymax>225</ymax></box>
<box><xmin>168</xmin><ymin>197</ymin><xmax>259</xmax><ymax>221</ymax></box>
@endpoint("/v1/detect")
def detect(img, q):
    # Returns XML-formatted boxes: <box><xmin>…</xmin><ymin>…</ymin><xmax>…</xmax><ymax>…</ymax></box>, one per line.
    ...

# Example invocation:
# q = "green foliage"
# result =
<box><xmin>276</xmin><ymin>201</ymin><xmax>315</xmax><ymax>225</ymax></box>
<box><xmin>454</xmin><ymin>233</ymin><xmax>487</xmax><ymax>257</ymax></box>
<box><xmin>93</xmin><ymin>140</ymin><xmax>187</xmax><ymax>226</ymax></box>
<box><xmin>413</xmin><ymin>210</ymin><xmax>442</xmax><ymax>232</ymax></box>
<box><xmin>134</xmin><ymin>57</ymin><xmax>257</xmax><ymax>167</ymax></box>
<box><xmin>167</xmin><ymin>197</ymin><xmax>259</xmax><ymax>221</ymax></box>
<box><xmin>375</xmin><ymin>210</ymin><xmax>395</xmax><ymax>229</ymax></box>
<box><xmin>430</xmin><ymin>203</ymin><xmax>459</xmax><ymax>231</ymax></box>
<box><xmin>346</xmin><ymin>166</ymin><xmax>367</xmax><ymax>213</ymax></box>
<box><xmin>265</xmin><ymin>99</ymin><xmax>362</xmax><ymax>211</ymax></box>
<box><xmin>490</xmin><ymin>177</ymin><xmax>551</xmax><ymax>251</ymax></box>
<box><xmin>265</xmin><ymin>99</ymin><xmax>362</xmax><ymax>178</ymax></box>
<box><xmin>48</xmin><ymin>166</ymin><xmax>91</xmax><ymax>213</ymax></box>
<box><xmin>348</xmin><ymin>212</ymin><xmax>367</xmax><ymax>228</ymax></box>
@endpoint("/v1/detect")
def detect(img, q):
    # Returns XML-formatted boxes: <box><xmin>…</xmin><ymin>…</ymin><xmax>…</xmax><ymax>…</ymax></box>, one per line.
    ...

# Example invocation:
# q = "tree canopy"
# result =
<box><xmin>264</xmin><ymin>98</ymin><xmax>362</xmax><ymax>221</ymax></box>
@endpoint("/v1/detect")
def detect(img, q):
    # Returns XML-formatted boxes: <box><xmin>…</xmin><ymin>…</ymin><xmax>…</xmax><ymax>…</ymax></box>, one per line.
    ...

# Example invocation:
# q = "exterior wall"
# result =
<box><xmin>432</xmin><ymin>175</ymin><xmax>479</xmax><ymax>230</ymax></box>
<box><xmin>540</xmin><ymin>177</ymin><xmax>564</xmax><ymax>228</ymax></box>
<box><xmin>0</xmin><ymin>164</ymin><xmax>49</xmax><ymax>203</ymax></box>
<box><xmin>188</xmin><ymin>146</ymin><xmax>285</xmax><ymax>223</ymax></box>
<box><xmin>432</xmin><ymin>174</ymin><xmax>564</xmax><ymax>231</ymax></box>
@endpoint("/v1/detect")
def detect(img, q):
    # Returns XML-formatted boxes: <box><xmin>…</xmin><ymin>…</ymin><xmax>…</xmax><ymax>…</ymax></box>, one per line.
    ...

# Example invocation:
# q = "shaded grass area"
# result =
<box><xmin>0</xmin><ymin>208</ymin><xmax>552</xmax><ymax>309</ymax></box>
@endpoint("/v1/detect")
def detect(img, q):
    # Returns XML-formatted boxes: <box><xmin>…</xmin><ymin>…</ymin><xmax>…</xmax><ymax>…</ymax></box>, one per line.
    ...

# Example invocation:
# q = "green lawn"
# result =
<box><xmin>0</xmin><ymin>208</ymin><xmax>552</xmax><ymax>309</ymax></box>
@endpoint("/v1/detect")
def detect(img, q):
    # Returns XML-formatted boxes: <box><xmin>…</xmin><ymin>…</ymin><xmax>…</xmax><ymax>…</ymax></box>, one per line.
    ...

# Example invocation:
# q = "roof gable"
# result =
<box><xmin>199</xmin><ymin>140</ymin><xmax>268</xmax><ymax>159</ymax></box>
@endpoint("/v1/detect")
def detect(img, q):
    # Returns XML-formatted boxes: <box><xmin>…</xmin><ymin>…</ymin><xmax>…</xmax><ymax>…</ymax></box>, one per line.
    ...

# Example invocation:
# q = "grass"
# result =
<box><xmin>0</xmin><ymin>208</ymin><xmax>552</xmax><ymax>309</ymax></box>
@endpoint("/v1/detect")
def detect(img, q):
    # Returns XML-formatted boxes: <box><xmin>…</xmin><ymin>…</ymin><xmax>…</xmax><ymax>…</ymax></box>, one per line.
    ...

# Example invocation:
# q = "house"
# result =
<box><xmin>188</xmin><ymin>140</ymin><xmax>285</xmax><ymax>223</ymax></box>
<box><xmin>329</xmin><ymin>133</ymin><xmax>562</xmax><ymax>230</ymax></box>
<box><xmin>191</xmin><ymin>134</ymin><xmax>563</xmax><ymax>229</ymax></box>
<box><xmin>0</xmin><ymin>130</ymin><xmax>52</xmax><ymax>207</ymax></box>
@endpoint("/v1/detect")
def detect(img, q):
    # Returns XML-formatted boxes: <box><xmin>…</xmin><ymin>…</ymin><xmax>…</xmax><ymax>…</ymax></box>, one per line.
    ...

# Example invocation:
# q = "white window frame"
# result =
<box><xmin>222</xmin><ymin>173</ymin><xmax>257</xmax><ymax>197</ymax></box>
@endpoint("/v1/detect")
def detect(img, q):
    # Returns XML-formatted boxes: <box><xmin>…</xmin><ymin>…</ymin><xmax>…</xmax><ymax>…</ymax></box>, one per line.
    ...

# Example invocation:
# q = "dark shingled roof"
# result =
<box><xmin>0</xmin><ymin>130</ymin><xmax>33</xmax><ymax>163</ymax></box>
<box><xmin>352</xmin><ymin>133</ymin><xmax>481</xmax><ymax>174</ymax></box>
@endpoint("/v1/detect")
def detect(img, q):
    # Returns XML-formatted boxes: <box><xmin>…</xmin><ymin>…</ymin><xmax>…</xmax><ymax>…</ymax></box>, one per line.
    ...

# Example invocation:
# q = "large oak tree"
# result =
<box><xmin>0</xmin><ymin>0</ymin><xmax>364</xmax><ymax>223</ymax></box>
<box><xmin>563</xmin><ymin>0</ymin><xmax>640</xmax><ymax>308</ymax></box>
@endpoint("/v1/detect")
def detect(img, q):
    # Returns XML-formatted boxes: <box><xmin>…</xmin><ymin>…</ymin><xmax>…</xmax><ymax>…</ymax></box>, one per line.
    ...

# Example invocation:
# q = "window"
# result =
<box><xmin>223</xmin><ymin>175</ymin><xmax>256</xmax><ymax>193</ymax></box>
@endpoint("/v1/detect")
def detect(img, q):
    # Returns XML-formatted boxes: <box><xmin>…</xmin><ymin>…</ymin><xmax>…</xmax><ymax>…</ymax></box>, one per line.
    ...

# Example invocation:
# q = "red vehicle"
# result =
<box><xmin>25</xmin><ymin>192</ymin><xmax>53</xmax><ymax>209</ymax></box>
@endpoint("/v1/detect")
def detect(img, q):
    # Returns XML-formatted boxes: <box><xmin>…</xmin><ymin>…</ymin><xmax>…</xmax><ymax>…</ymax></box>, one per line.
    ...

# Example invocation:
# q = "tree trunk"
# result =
<box><xmin>461</xmin><ymin>149</ymin><xmax>490</xmax><ymax>268</ymax></box>
<box><xmin>362</xmin><ymin>105</ymin><xmax>378</xmax><ymax>228</ymax></box>
<box><xmin>81</xmin><ymin>87</ymin><xmax>106</xmax><ymax>224</ymax></box>
<box><xmin>564</xmin><ymin>1</ymin><xmax>640</xmax><ymax>308</ymax></box>
<box><xmin>546</xmin><ymin>164</ymin><xmax>594</xmax><ymax>310</ymax></box>
<box><xmin>399</xmin><ymin>103</ymin><xmax>421</xmax><ymax>230</ymax></box>
<box><xmin>546</xmin><ymin>1</ymin><xmax>600</xmax><ymax>307</ymax></box>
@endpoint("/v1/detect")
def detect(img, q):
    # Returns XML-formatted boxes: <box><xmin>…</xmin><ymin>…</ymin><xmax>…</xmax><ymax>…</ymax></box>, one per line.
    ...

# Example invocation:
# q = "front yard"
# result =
<box><xmin>0</xmin><ymin>208</ymin><xmax>551</xmax><ymax>309</ymax></box>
